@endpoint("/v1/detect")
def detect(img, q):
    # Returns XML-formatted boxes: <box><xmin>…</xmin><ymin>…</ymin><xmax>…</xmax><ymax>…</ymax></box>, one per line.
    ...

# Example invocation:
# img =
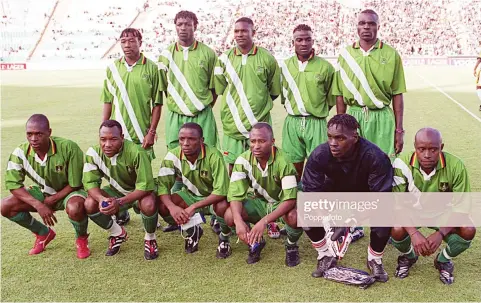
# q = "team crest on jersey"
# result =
<box><xmin>198</xmin><ymin>60</ymin><xmax>206</xmax><ymax>70</ymax></box>
<box><xmin>55</xmin><ymin>165</ymin><xmax>64</xmax><ymax>173</ymax></box>
<box><xmin>380</xmin><ymin>57</ymin><xmax>387</xmax><ymax>65</ymax></box>
<box><xmin>256</xmin><ymin>66</ymin><xmax>265</xmax><ymax>74</ymax></box>
<box><xmin>439</xmin><ymin>182</ymin><xmax>450</xmax><ymax>192</ymax></box>
<box><xmin>315</xmin><ymin>73</ymin><xmax>322</xmax><ymax>82</ymax></box>
<box><xmin>142</xmin><ymin>73</ymin><xmax>150</xmax><ymax>81</ymax></box>
<box><xmin>200</xmin><ymin>170</ymin><xmax>209</xmax><ymax>178</ymax></box>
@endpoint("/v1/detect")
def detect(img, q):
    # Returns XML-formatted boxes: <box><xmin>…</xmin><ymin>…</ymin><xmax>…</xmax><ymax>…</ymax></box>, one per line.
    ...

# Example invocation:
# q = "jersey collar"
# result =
<box><xmin>409</xmin><ymin>152</ymin><xmax>446</xmax><ymax>170</ymax></box>
<box><xmin>175</xmin><ymin>40</ymin><xmax>198</xmax><ymax>52</ymax></box>
<box><xmin>353</xmin><ymin>39</ymin><xmax>383</xmax><ymax>50</ymax></box>
<box><xmin>234</xmin><ymin>44</ymin><xmax>258</xmax><ymax>56</ymax></box>
<box><xmin>119</xmin><ymin>53</ymin><xmax>147</xmax><ymax>65</ymax></box>
<box><xmin>27</xmin><ymin>138</ymin><xmax>57</xmax><ymax>157</ymax></box>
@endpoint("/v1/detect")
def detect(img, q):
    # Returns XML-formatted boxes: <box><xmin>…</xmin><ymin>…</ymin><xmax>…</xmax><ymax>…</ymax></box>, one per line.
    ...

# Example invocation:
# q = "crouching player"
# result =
<box><xmin>156</xmin><ymin>123</ymin><xmax>228</xmax><ymax>253</ymax></box>
<box><xmin>216</xmin><ymin>123</ymin><xmax>303</xmax><ymax>266</ymax></box>
<box><xmin>391</xmin><ymin>128</ymin><xmax>476</xmax><ymax>284</ymax></box>
<box><xmin>83</xmin><ymin>120</ymin><xmax>159</xmax><ymax>260</ymax></box>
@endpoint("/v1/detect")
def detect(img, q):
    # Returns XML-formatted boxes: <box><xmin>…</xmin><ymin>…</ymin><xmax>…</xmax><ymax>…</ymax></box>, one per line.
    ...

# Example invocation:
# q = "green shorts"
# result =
<box><xmin>175</xmin><ymin>187</ymin><xmax>214</xmax><ymax>215</ymax></box>
<box><xmin>222</xmin><ymin>135</ymin><xmax>250</xmax><ymax>164</ymax></box>
<box><xmin>102</xmin><ymin>186</ymin><xmax>141</xmax><ymax>213</ymax></box>
<box><xmin>28</xmin><ymin>185</ymin><xmax>87</xmax><ymax>211</ymax></box>
<box><xmin>348</xmin><ymin>106</ymin><xmax>395</xmax><ymax>160</ymax></box>
<box><xmin>223</xmin><ymin>115</ymin><xmax>272</xmax><ymax>164</ymax></box>
<box><xmin>282</xmin><ymin>115</ymin><xmax>327</xmax><ymax>163</ymax></box>
<box><xmin>240</xmin><ymin>195</ymin><xmax>281</xmax><ymax>224</ymax></box>
<box><xmin>165</xmin><ymin>106</ymin><xmax>219</xmax><ymax>150</ymax></box>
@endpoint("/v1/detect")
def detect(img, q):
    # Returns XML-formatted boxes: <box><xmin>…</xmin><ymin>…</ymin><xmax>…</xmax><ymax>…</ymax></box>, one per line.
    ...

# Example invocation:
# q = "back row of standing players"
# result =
<box><xmin>2</xmin><ymin>9</ymin><xmax>475</xmax><ymax>285</ymax></box>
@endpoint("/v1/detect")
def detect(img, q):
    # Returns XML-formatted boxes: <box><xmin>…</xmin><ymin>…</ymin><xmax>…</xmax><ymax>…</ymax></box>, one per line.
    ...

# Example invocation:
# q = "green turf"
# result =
<box><xmin>1</xmin><ymin>66</ymin><xmax>481</xmax><ymax>302</ymax></box>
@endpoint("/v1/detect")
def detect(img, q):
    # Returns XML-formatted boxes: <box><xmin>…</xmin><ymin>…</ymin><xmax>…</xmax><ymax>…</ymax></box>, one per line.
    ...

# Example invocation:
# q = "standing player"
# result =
<box><xmin>333</xmin><ymin>9</ymin><xmax>406</xmax><ymax>159</ymax></box>
<box><xmin>473</xmin><ymin>50</ymin><xmax>481</xmax><ymax>111</ymax></box>
<box><xmin>279</xmin><ymin>24</ymin><xmax>335</xmax><ymax>185</ymax></box>
<box><xmin>391</xmin><ymin>128</ymin><xmax>476</xmax><ymax>285</ymax></box>
<box><xmin>216</xmin><ymin>123</ymin><xmax>303</xmax><ymax>267</ymax></box>
<box><xmin>1</xmin><ymin>114</ymin><xmax>90</xmax><ymax>259</ymax></box>
<box><xmin>214</xmin><ymin>17</ymin><xmax>281</xmax><ymax>174</ymax></box>
<box><xmin>101</xmin><ymin>28</ymin><xmax>162</xmax><ymax>226</ymax></box>
<box><xmin>158</xmin><ymin>11</ymin><xmax>220</xmax><ymax>232</ymax></box>
<box><xmin>156</xmin><ymin>123</ymin><xmax>229</xmax><ymax>253</ymax></box>
<box><xmin>332</xmin><ymin>9</ymin><xmax>406</xmax><ymax>241</ymax></box>
<box><xmin>301</xmin><ymin>114</ymin><xmax>393</xmax><ymax>281</ymax></box>
<box><xmin>83</xmin><ymin>120</ymin><xmax>159</xmax><ymax>260</ymax></box>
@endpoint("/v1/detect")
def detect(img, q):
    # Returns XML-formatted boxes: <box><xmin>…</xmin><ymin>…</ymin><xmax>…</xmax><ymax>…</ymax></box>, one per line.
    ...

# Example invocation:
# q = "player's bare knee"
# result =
<box><xmin>283</xmin><ymin>209</ymin><xmax>298</xmax><ymax>228</ymax></box>
<box><xmin>66</xmin><ymin>197</ymin><xmax>86</xmax><ymax>220</ymax></box>
<box><xmin>139</xmin><ymin>194</ymin><xmax>157</xmax><ymax>216</ymax></box>
<box><xmin>84</xmin><ymin>196</ymin><xmax>99</xmax><ymax>214</ymax></box>
<box><xmin>391</xmin><ymin>227</ymin><xmax>408</xmax><ymax>240</ymax></box>
<box><xmin>1</xmin><ymin>196</ymin><xmax>13</xmax><ymax>218</ymax></box>
<box><xmin>457</xmin><ymin>227</ymin><xmax>476</xmax><ymax>241</ymax></box>
<box><xmin>213</xmin><ymin>200</ymin><xmax>228</xmax><ymax>217</ymax></box>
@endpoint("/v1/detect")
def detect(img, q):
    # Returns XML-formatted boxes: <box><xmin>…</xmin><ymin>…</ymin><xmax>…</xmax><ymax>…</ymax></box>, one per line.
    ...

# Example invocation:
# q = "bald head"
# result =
<box><xmin>414</xmin><ymin>128</ymin><xmax>444</xmax><ymax>173</ymax></box>
<box><xmin>415</xmin><ymin>128</ymin><xmax>442</xmax><ymax>147</ymax></box>
<box><xmin>26</xmin><ymin>114</ymin><xmax>50</xmax><ymax>131</ymax></box>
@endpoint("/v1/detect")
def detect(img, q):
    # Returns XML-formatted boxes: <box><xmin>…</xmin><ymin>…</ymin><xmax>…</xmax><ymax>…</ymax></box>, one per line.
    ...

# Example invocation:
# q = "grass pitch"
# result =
<box><xmin>1</xmin><ymin>65</ymin><xmax>481</xmax><ymax>302</ymax></box>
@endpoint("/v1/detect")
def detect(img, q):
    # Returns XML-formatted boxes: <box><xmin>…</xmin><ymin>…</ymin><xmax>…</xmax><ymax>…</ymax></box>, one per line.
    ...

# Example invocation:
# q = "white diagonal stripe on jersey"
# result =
<box><xmin>281</xmin><ymin>175</ymin><xmax>297</xmax><ymax>190</ymax></box>
<box><xmin>339</xmin><ymin>48</ymin><xmax>384</xmax><ymax>109</ymax></box>
<box><xmin>393</xmin><ymin>158</ymin><xmax>423</xmax><ymax>210</ymax></box>
<box><xmin>230</xmin><ymin>171</ymin><xmax>247</xmax><ymax>182</ymax></box>
<box><xmin>282</xmin><ymin>87</ymin><xmax>295</xmax><ymax>115</ymax></box>
<box><xmin>160</xmin><ymin>50</ymin><xmax>205</xmax><ymax>112</ymax></box>
<box><xmin>83</xmin><ymin>163</ymin><xmax>98</xmax><ymax>173</ymax></box>
<box><xmin>158</xmin><ymin>167</ymin><xmax>175</xmax><ymax>177</ymax></box>
<box><xmin>7</xmin><ymin>161</ymin><xmax>22</xmax><ymax>171</ymax></box>
<box><xmin>167</xmin><ymin>78</ymin><xmax>194</xmax><ymax>116</ymax></box>
<box><xmin>108</xmin><ymin>63</ymin><xmax>145</xmax><ymax>142</ymax></box>
<box><xmin>392</xmin><ymin>175</ymin><xmax>406</xmax><ymax>186</ymax></box>
<box><xmin>279</xmin><ymin>60</ymin><xmax>309</xmax><ymax>116</ymax></box>
<box><xmin>233</xmin><ymin>157</ymin><xmax>276</xmax><ymax>203</ymax></box>
<box><xmin>164</xmin><ymin>152</ymin><xmax>202</xmax><ymax>196</ymax></box>
<box><xmin>219</xmin><ymin>53</ymin><xmax>258</xmax><ymax>127</ymax></box>
<box><xmin>106</xmin><ymin>78</ymin><xmax>132</xmax><ymax>141</ymax></box>
<box><xmin>226</xmin><ymin>91</ymin><xmax>250</xmax><ymax>138</ymax></box>
<box><xmin>339</xmin><ymin>65</ymin><xmax>365</xmax><ymax>106</ymax></box>
<box><xmin>214</xmin><ymin>66</ymin><xmax>224</xmax><ymax>75</ymax></box>
<box><xmin>157</xmin><ymin>62</ymin><xmax>168</xmax><ymax>71</ymax></box>
<box><xmin>86</xmin><ymin>148</ymin><xmax>131</xmax><ymax>195</ymax></box>
<box><xmin>12</xmin><ymin>148</ymin><xmax>57</xmax><ymax>195</ymax></box>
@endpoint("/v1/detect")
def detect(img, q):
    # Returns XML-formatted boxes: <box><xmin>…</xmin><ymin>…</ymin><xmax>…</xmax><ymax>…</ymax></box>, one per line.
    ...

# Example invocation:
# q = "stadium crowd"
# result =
<box><xmin>1</xmin><ymin>0</ymin><xmax>480</xmax><ymax>60</ymax></box>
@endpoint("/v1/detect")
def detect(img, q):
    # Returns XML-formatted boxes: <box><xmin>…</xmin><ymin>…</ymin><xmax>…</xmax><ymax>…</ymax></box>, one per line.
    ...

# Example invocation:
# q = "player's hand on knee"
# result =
<box><xmin>248</xmin><ymin>221</ymin><xmax>266</xmax><ymax>246</ymax></box>
<box><xmin>426</xmin><ymin>231</ymin><xmax>443</xmax><ymax>255</ymax></box>
<box><xmin>411</xmin><ymin>232</ymin><xmax>430</xmax><ymax>256</ymax></box>
<box><xmin>36</xmin><ymin>204</ymin><xmax>57</xmax><ymax>226</ymax></box>
<box><xmin>170</xmin><ymin>205</ymin><xmax>189</xmax><ymax>225</ymax></box>
<box><xmin>100</xmin><ymin>198</ymin><xmax>120</xmax><ymax>216</ymax></box>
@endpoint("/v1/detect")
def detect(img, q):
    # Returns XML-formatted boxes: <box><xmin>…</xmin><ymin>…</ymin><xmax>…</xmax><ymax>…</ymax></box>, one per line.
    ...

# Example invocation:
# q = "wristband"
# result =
<box><xmin>395</xmin><ymin>128</ymin><xmax>405</xmax><ymax>134</ymax></box>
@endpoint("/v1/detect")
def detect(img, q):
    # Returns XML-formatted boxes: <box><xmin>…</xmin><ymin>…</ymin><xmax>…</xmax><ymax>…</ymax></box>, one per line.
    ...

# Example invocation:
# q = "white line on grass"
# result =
<box><xmin>417</xmin><ymin>74</ymin><xmax>481</xmax><ymax>123</ymax></box>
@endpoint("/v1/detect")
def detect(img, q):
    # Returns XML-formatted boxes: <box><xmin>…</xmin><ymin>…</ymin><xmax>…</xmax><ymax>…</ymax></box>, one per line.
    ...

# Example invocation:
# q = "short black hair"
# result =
<box><xmin>235</xmin><ymin>17</ymin><xmax>254</xmax><ymax>27</ymax></box>
<box><xmin>251</xmin><ymin>122</ymin><xmax>273</xmax><ymax>137</ymax></box>
<box><xmin>174</xmin><ymin>10</ymin><xmax>198</xmax><ymax>27</ymax></box>
<box><xmin>327</xmin><ymin>114</ymin><xmax>360</xmax><ymax>132</ymax></box>
<box><xmin>293</xmin><ymin>24</ymin><xmax>312</xmax><ymax>34</ymax></box>
<box><xmin>119</xmin><ymin>28</ymin><xmax>142</xmax><ymax>41</ymax></box>
<box><xmin>360</xmin><ymin>9</ymin><xmax>379</xmax><ymax>21</ymax></box>
<box><xmin>100</xmin><ymin>120</ymin><xmax>123</xmax><ymax>134</ymax></box>
<box><xmin>26</xmin><ymin>114</ymin><xmax>50</xmax><ymax>130</ymax></box>
<box><xmin>180</xmin><ymin>122</ymin><xmax>203</xmax><ymax>138</ymax></box>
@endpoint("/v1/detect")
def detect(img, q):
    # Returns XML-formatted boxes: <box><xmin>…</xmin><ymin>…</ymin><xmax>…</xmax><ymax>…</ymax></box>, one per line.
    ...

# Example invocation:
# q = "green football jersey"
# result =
<box><xmin>5</xmin><ymin>137</ymin><xmax>84</xmax><ymax>195</ymax></box>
